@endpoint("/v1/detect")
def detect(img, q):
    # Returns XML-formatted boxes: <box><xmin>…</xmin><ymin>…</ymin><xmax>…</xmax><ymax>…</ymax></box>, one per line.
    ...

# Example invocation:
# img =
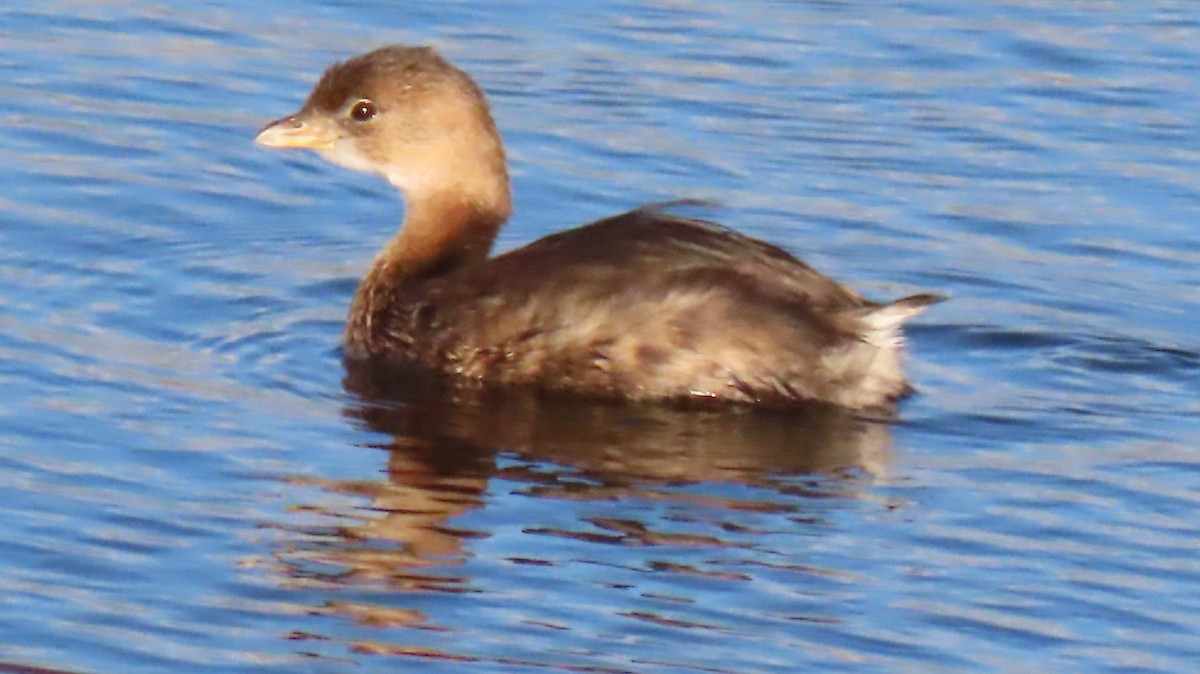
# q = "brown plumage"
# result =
<box><xmin>256</xmin><ymin>45</ymin><xmax>943</xmax><ymax>411</ymax></box>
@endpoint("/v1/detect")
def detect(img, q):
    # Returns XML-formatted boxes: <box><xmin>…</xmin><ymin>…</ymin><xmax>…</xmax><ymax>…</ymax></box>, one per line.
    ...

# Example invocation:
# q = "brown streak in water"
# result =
<box><xmin>0</xmin><ymin>664</ymin><xmax>89</xmax><ymax>674</ymax></box>
<box><xmin>647</xmin><ymin>561</ymin><xmax>753</xmax><ymax>581</ymax></box>
<box><xmin>317</xmin><ymin>601</ymin><xmax>443</xmax><ymax>630</ymax></box>
<box><xmin>351</xmin><ymin>642</ymin><xmax>480</xmax><ymax>661</ymax></box>
<box><xmin>620</xmin><ymin>611</ymin><xmax>722</xmax><ymax>631</ymax></box>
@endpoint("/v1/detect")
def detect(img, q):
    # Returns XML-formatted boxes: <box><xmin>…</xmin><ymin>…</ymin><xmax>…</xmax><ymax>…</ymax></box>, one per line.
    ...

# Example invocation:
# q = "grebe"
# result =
<box><xmin>256</xmin><ymin>45</ymin><xmax>942</xmax><ymax>411</ymax></box>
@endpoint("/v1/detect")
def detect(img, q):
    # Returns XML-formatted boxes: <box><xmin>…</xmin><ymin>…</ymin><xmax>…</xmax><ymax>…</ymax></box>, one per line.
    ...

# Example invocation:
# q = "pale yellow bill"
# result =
<box><xmin>255</xmin><ymin>114</ymin><xmax>340</xmax><ymax>150</ymax></box>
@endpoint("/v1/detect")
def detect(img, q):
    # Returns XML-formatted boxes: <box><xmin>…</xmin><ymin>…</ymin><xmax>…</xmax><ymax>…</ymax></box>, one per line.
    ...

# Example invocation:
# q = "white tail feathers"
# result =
<box><xmin>852</xmin><ymin>293</ymin><xmax>945</xmax><ymax>349</ymax></box>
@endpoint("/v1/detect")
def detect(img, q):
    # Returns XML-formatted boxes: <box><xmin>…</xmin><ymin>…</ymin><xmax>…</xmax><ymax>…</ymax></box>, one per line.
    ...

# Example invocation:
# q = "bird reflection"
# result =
<box><xmin>275</xmin><ymin>367</ymin><xmax>899</xmax><ymax>657</ymax></box>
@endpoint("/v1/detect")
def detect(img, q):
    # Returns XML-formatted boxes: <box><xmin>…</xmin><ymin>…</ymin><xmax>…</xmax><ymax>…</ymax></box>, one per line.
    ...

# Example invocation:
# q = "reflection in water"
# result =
<box><xmin>273</xmin><ymin>367</ymin><xmax>897</xmax><ymax>665</ymax></box>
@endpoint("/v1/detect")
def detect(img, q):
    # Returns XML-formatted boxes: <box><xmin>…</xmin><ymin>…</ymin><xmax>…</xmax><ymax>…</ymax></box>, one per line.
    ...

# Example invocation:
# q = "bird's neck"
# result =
<box><xmin>345</xmin><ymin>184</ymin><xmax>511</xmax><ymax>357</ymax></box>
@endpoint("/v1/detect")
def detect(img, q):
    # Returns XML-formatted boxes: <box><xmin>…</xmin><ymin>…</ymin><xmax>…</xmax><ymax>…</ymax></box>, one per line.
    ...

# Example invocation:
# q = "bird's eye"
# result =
<box><xmin>350</xmin><ymin>99</ymin><xmax>377</xmax><ymax>122</ymax></box>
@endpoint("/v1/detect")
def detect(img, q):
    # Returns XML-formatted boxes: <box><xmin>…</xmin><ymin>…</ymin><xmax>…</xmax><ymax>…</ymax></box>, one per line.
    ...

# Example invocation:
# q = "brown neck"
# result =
<box><xmin>345</xmin><ymin>187</ymin><xmax>511</xmax><ymax>357</ymax></box>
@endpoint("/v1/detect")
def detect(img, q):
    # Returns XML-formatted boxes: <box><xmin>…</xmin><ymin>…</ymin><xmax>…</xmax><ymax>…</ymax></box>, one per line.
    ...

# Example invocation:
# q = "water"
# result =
<box><xmin>2</xmin><ymin>1</ymin><xmax>1198</xmax><ymax>672</ymax></box>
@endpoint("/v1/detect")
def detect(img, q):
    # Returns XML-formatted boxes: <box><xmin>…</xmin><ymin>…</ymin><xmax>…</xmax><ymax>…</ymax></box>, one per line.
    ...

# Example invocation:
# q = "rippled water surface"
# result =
<box><xmin>2</xmin><ymin>2</ymin><xmax>1199</xmax><ymax>672</ymax></box>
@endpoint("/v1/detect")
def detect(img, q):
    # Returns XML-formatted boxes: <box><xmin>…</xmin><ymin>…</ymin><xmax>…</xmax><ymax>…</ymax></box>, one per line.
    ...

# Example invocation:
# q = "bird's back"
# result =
<box><xmin>349</xmin><ymin>206</ymin><xmax>935</xmax><ymax>410</ymax></box>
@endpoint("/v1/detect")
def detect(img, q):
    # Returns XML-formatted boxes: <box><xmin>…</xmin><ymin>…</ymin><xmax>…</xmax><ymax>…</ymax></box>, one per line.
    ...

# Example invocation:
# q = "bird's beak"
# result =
<box><xmin>255</xmin><ymin>113</ymin><xmax>341</xmax><ymax>150</ymax></box>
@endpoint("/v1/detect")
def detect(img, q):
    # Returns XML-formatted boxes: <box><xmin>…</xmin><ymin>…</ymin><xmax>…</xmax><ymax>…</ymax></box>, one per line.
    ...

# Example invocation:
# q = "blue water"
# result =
<box><xmin>2</xmin><ymin>1</ymin><xmax>1199</xmax><ymax>672</ymax></box>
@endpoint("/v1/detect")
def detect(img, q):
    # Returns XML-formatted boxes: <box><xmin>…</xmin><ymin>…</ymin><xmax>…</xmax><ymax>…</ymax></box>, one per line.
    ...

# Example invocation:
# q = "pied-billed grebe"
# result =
<box><xmin>255</xmin><ymin>45</ymin><xmax>942</xmax><ymax>411</ymax></box>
